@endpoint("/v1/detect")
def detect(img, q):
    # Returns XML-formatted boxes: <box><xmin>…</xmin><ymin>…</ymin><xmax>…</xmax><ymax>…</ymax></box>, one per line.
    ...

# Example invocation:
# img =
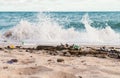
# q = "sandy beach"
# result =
<box><xmin>0</xmin><ymin>1</ymin><xmax>119</xmax><ymax>78</ymax></box>
<box><xmin>0</xmin><ymin>45</ymin><xmax>120</xmax><ymax>78</ymax></box>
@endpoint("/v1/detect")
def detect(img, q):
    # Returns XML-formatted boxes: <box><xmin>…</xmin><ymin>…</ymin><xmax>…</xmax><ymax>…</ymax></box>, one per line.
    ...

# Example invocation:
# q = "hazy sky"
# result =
<box><xmin>0</xmin><ymin>0</ymin><xmax>120</xmax><ymax>11</ymax></box>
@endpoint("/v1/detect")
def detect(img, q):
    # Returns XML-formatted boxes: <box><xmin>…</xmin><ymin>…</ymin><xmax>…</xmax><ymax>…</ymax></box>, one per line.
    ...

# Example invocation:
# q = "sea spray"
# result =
<box><xmin>81</xmin><ymin>13</ymin><xmax>120</xmax><ymax>44</ymax></box>
<box><xmin>3</xmin><ymin>13</ymin><xmax>81</xmax><ymax>44</ymax></box>
<box><xmin>2</xmin><ymin>13</ymin><xmax>120</xmax><ymax>45</ymax></box>
<box><xmin>81</xmin><ymin>13</ymin><xmax>100</xmax><ymax>42</ymax></box>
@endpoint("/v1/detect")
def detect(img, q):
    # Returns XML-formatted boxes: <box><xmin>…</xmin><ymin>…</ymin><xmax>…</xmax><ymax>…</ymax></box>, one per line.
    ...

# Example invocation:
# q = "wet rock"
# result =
<box><xmin>7</xmin><ymin>59</ymin><xmax>18</xmax><ymax>64</ymax></box>
<box><xmin>4</xmin><ymin>31</ymin><xmax>12</xmax><ymax>38</ymax></box>
<box><xmin>69</xmin><ymin>50</ymin><xmax>82</xmax><ymax>56</ymax></box>
<box><xmin>98</xmin><ymin>46</ymin><xmax>108</xmax><ymax>52</ymax></box>
<box><xmin>109</xmin><ymin>47</ymin><xmax>115</xmax><ymax>49</ymax></box>
<box><xmin>64</xmin><ymin>52</ymin><xmax>71</xmax><ymax>57</ymax></box>
<box><xmin>0</xmin><ymin>47</ymin><xmax>3</xmax><ymax>50</ymax></box>
<box><xmin>16</xmin><ymin>46</ymin><xmax>22</xmax><ymax>49</ymax></box>
<box><xmin>107</xmin><ymin>49</ymin><xmax>120</xmax><ymax>59</ymax></box>
<box><xmin>108</xmin><ymin>53</ymin><xmax>118</xmax><ymax>58</ymax></box>
<box><xmin>47</xmin><ymin>51</ymin><xmax>57</xmax><ymax>56</ymax></box>
<box><xmin>56</xmin><ymin>45</ymin><xmax>65</xmax><ymax>50</ymax></box>
<box><xmin>56</xmin><ymin>44</ymin><xmax>72</xmax><ymax>50</ymax></box>
<box><xmin>36</xmin><ymin>45</ymin><xmax>55</xmax><ymax>50</ymax></box>
<box><xmin>57</xmin><ymin>58</ymin><xmax>64</xmax><ymax>62</ymax></box>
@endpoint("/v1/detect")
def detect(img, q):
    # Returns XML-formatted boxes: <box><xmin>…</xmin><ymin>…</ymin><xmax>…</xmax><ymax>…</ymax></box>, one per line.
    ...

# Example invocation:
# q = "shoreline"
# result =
<box><xmin>1</xmin><ymin>44</ymin><xmax>120</xmax><ymax>59</ymax></box>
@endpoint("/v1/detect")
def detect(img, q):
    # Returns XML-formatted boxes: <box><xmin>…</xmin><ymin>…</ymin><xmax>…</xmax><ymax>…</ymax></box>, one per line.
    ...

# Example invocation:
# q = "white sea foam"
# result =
<box><xmin>81</xmin><ymin>14</ymin><xmax>120</xmax><ymax>44</ymax></box>
<box><xmin>3</xmin><ymin>13</ymin><xmax>120</xmax><ymax>45</ymax></box>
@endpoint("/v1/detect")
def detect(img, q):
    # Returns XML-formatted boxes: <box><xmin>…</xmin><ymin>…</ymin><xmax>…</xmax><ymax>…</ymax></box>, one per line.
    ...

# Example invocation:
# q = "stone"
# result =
<box><xmin>57</xmin><ymin>58</ymin><xmax>64</xmax><ymax>62</ymax></box>
<box><xmin>4</xmin><ymin>31</ymin><xmax>12</xmax><ymax>38</ymax></box>
<box><xmin>7</xmin><ymin>59</ymin><xmax>18</xmax><ymax>64</ymax></box>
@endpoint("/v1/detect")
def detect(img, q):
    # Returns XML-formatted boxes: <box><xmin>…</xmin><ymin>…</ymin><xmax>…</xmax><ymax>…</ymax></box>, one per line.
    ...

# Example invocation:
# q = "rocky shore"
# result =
<box><xmin>11</xmin><ymin>44</ymin><xmax>120</xmax><ymax>59</ymax></box>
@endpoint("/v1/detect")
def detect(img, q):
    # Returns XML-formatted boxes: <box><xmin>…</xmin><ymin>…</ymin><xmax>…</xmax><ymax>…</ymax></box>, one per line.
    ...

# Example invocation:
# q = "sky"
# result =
<box><xmin>0</xmin><ymin>0</ymin><xmax>120</xmax><ymax>11</ymax></box>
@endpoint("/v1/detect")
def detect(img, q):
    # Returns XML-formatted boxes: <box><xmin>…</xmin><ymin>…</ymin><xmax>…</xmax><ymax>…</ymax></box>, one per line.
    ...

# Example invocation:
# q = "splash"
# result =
<box><xmin>81</xmin><ymin>14</ymin><xmax>120</xmax><ymax>44</ymax></box>
<box><xmin>3</xmin><ymin>13</ymin><xmax>120</xmax><ymax>45</ymax></box>
<box><xmin>81</xmin><ymin>13</ymin><xmax>100</xmax><ymax>42</ymax></box>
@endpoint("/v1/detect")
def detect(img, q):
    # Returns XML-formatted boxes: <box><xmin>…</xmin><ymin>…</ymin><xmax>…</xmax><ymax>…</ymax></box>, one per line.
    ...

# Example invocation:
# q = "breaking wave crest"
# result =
<box><xmin>3</xmin><ymin>13</ymin><xmax>120</xmax><ymax>45</ymax></box>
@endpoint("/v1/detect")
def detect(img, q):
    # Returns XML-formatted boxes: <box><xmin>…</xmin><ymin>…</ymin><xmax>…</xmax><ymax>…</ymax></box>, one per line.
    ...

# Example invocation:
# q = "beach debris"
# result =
<box><xmin>7</xmin><ymin>59</ymin><xmax>18</xmax><ymax>64</ymax></box>
<box><xmin>37</xmin><ymin>45</ymin><xmax>120</xmax><ymax>59</ymax></box>
<box><xmin>4</xmin><ymin>44</ymin><xmax>120</xmax><ymax>59</ymax></box>
<box><xmin>7</xmin><ymin>45</ymin><xmax>16</xmax><ymax>49</ymax></box>
<box><xmin>73</xmin><ymin>45</ymin><xmax>80</xmax><ymax>50</ymax></box>
<box><xmin>57</xmin><ymin>58</ymin><xmax>64</xmax><ymax>62</ymax></box>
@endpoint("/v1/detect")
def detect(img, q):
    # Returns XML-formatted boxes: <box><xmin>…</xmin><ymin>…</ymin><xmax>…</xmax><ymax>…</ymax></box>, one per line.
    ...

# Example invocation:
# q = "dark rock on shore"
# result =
<box><xmin>7</xmin><ymin>59</ymin><xmax>18</xmax><ymax>64</ymax></box>
<box><xmin>108</xmin><ymin>49</ymin><xmax>120</xmax><ymax>59</ymax></box>
<box><xmin>3</xmin><ymin>44</ymin><xmax>120</xmax><ymax>59</ymax></box>
<box><xmin>57</xmin><ymin>58</ymin><xmax>64</xmax><ymax>62</ymax></box>
<box><xmin>36</xmin><ymin>45</ymin><xmax>56</xmax><ymax>51</ymax></box>
<box><xmin>35</xmin><ymin>45</ymin><xmax>120</xmax><ymax>59</ymax></box>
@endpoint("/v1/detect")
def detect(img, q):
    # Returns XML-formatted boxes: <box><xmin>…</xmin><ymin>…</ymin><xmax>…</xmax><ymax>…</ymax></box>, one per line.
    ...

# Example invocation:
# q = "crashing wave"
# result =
<box><xmin>3</xmin><ymin>13</ymin><xmax>120</xmax><ymax>45</ymax></box>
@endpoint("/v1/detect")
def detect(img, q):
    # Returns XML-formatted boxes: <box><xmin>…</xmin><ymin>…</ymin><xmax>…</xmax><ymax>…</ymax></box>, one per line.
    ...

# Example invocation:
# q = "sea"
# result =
<box><xmin>0</xmin><ymin>12</ymin><xmax>120</xmax><ymax>45</ymax></box>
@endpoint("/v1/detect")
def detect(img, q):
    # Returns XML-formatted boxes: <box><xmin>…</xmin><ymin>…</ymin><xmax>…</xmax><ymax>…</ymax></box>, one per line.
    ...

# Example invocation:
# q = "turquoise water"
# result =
<box><xmin>0</xmin><ymin>12</ymin><xmax>120</xmax><ymax>45</ymax></box>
